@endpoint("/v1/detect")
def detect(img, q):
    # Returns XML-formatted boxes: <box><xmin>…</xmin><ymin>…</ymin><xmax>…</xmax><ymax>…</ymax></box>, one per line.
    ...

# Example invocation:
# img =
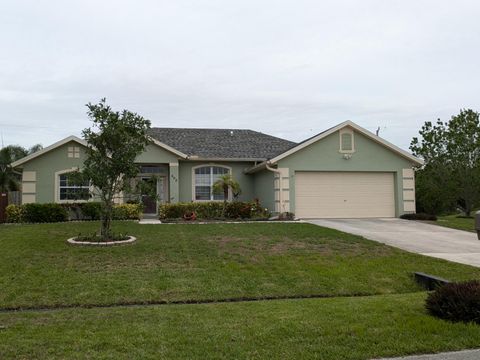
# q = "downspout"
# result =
<box><xmin>265</xmin><ymin>163</ymin><xmax>282</xmax><ymax>214</ymax></box>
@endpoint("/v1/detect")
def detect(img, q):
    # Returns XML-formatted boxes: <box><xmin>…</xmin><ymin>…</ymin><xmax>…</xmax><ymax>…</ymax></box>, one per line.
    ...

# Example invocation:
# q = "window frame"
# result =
<box><xmin>54</xmin><ymin>168</ymin><xmax>91</xmax><ymax>203</ymax></box>
<box><xmin>339</xmin><ymin>128</ymin><xmax>355</xmax><ymax>153</ymax></box>
<box><xmin>67</xmin><ymin>146</ymin><xmax>81</xmax><ymax>158</ymax></box>
<box><xmin>191</xmin><ymin>164</ymin><xmax>232</xmax><ymax>202</ymax></box>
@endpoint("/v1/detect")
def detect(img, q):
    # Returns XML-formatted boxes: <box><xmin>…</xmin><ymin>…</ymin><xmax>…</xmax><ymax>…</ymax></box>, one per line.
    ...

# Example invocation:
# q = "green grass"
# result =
<box><xmin>2</xmin><ymin>222</ymin><xmax>480</xmax><ymax>359</ymax></box>
<box><xmin>1</xmin><ymin>222</ymin><xmax>480</xmax><ymax>310</ymax></box>
<box><xmin>437</xmin><ymin>214</ymin><xmax>476</xmax><ymax>233</ymax></box>
<box><xmin>1</xmin><ymin>292</ymin><xmax>480</xmax><ymax>359</ymax></box>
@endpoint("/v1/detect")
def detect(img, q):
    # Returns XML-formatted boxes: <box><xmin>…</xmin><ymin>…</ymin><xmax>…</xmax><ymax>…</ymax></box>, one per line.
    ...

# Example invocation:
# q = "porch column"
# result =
<box><xmin>169</xmin><ymin>162</ymin><xmax>179</xmax><ymax>203</ymax></box>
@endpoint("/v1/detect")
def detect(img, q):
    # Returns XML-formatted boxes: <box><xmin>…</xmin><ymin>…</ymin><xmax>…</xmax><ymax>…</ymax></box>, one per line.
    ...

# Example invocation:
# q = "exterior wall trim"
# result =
<box><xmin>402</xmin><ymin>168</ymin><xmax>416</xmax><ymax>212</ymax></box>
<box><xmin>339</xmin><ymin>128</ymin><xmax>355</xmax><ymax>154</ymax></box>
<box><xmin>149</xmin><ymin>137</ymin><xmax>188</xmax><ymax>159</ymax></box>
<box><xmin>54</xmin><ymin>167</ymin><xmax>91</xmax><ymax>204</ymax></box>
<box><xmin>21</xmin><ymin>170</ymin><xmax>37</xmax><ymax>204</ymax></box>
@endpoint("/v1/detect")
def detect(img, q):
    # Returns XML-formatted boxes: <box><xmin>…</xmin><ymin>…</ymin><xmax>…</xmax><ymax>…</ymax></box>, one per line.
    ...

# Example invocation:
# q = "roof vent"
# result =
<box><xmin>230</xmin><ymin>130</ymin><xmax>234</xmax><ymax>137</ymax></box>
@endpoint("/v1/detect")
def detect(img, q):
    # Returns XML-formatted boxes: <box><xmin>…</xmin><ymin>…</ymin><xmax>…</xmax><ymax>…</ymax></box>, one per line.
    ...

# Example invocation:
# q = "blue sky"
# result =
<box><xmin>1</xmin><ymin>0</ymin><xmax>479</xmax><ymax>150</ymax></box>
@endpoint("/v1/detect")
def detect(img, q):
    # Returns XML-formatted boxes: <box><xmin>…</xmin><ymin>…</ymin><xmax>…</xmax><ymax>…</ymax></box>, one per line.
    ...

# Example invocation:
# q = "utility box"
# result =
<box><xmin>476</xmin><ymin>210</ymin><xmax>480</xmax><ymax>240</ymax></box>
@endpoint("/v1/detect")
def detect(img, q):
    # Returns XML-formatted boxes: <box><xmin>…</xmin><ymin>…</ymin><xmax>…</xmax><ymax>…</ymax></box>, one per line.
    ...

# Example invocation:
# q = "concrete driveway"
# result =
<box><xmin>308</xmin><ymin>218</ymin><xmax>480</xmax><ymax>267</ymax></box>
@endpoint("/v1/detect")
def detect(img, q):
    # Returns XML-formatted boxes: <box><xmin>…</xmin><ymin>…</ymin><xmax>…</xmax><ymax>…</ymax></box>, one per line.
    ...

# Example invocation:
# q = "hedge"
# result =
<box><xmin>5</xmin><ymin>202</ymin><xmax>143</xmax><ymax>223</ymax></box>
<box><xmin>6</xmin><ymin>203</ymin><xmax>70</xmax><ymax>223</ymax></box>
<box><xmin>158</xmin><ymin>201</ymin><xmax>270</xmax><ymax>220</ymax></box>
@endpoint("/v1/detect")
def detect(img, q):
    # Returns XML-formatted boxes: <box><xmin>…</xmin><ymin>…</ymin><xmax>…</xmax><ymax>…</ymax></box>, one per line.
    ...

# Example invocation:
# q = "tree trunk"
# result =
<box><xmin>101</xmin><ymin>197</ymin><xmax>114</xmax><ymax>240</ymax></box>
<box><xmin>464</xmin><ymin>199</ymin><xmax>472</xmax><ymax>217</ymax></box>
<box><xmin>222</xmin><ymin>186</ymin><xmax>229</xmax><ymax>218</ymax></box>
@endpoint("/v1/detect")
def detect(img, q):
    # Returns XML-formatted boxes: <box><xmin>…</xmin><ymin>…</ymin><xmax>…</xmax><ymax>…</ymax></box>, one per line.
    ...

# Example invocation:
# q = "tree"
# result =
<box><xmin>410</xmin><ymin>109</ymin><xmax>480</xmax><ymax>216</ymax></box>
<box><xmin>212</xmin><ymin>174</ymin><xmax>241</xmax><ymax>217</ymax></box>
<box><xmin>81</xmin><ymin>99</ymin><xmax>151</xmax><ymax>239</ymax></box>
<box><xmin>0</xmin><ymin>144</ymin><xmax>43</xmax><ymax>192</ymax></box>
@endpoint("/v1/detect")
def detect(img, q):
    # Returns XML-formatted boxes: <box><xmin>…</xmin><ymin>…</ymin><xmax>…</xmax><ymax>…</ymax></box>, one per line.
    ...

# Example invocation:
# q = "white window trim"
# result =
<box><xmin>191</xmin><ymin>164</ymin><xmax>232</xmax><ymax>202</ymax></box>
<box><xmin>339</xmin><ymin>128</ymin><xmax>355</xmax><ymax>153</ymax></box>
<box><xmin>54</xmin><ymin>168</ymin><xmax>92</xmax><ymax>203</ymax></box>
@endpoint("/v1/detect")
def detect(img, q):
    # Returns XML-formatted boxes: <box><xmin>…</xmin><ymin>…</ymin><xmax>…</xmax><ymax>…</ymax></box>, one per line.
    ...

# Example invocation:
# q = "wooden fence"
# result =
<box><xmin>0</xmin><ymin>193</ymin><xmax>7</xmax><ymax>223</ymax></box>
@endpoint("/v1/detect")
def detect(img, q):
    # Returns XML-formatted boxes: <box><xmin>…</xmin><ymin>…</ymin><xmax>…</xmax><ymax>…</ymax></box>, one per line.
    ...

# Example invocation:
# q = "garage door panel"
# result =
<box><xmin>295</xmin><ymin>172</ymin><xmax>395</xmax><ymax>218</ymax></box>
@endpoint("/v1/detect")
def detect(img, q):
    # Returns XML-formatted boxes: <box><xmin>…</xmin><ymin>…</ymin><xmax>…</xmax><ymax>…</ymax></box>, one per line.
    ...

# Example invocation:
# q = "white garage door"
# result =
<box><xmin>295</xmin><ymin>172</ymin><xmax>395</xmax><ymax>218</ymax></box>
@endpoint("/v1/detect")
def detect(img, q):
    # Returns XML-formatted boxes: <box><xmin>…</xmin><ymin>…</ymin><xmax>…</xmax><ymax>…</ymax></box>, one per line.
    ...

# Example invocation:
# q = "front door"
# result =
<box><xmin>140</xmin><ymin>176</ymin><xmax>167</xmax><ymax>214</ymax></box>
<box><xmin>141</xmin><ymin>177</ymin><xmax>158</xmax><ymax>214</ymax></box>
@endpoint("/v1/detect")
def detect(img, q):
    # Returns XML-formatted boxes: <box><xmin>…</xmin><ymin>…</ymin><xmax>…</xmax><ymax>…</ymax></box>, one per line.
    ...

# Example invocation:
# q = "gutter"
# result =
<box><xmin>244</xmin><ymin>161</ymin><xmax>268</xmax><ymax>174</ymax></box>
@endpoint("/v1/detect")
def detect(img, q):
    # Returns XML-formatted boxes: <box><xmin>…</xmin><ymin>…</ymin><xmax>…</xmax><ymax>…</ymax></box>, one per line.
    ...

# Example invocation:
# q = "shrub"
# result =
<box><xmin>5</xmin><ymin>204</ymin><xmax>23</xmax><ymax>223</ymax></box>
<box><xmin>158</xmin><ymin>201</ymin><xmax>270</xmax><ymax>220</ymax></box>
<box><xmin>22</xmin><ymin>203</ymin><xmax>68</xmax><ymax>223</ymax></box>
<box><xmin>400</xmin><ymin>213</ymin><xmax>437</xmax><ymax>221</ymax></box>
<box><xmin>60</xmin><ymin>203</ymin><xmax>83</xmax><ymax>221</ymax></box>
<box><xmin>81</xmin><ymin>202</ymin><xmax>102</xmax><ymax>220</ymax></box>
<box><xmin>426</xmin><ymin>280</ymin><xmax>480</xmax><ymax>324</ymax></box>
<box><xmin>112</xmin><ymin>203</ymin><xmax>143</xmax><ymax>220</ymax></box>
<box><xmin>278</xmin><ymin>212</ymin><xmax>295</xmax><ymax>221</ymax></box>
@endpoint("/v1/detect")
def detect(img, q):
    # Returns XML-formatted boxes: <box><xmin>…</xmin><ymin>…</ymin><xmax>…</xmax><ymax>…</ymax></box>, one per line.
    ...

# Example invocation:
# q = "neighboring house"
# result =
<box><xmin>11</xmin><ymin>121</ymin><xmax>423</xmax><ymax>218</ymax></box>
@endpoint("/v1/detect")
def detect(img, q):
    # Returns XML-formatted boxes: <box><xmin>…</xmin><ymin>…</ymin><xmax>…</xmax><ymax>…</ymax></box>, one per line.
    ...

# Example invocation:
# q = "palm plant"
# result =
<box><xmin>212</xmin><ymin>174</ymin><xmax>241</xmax><ymax>217</ymax></box>
<box><xmin>0</xmin><ymin>145</ymin><xmax>42</xmax><ymax>192</ymax></box>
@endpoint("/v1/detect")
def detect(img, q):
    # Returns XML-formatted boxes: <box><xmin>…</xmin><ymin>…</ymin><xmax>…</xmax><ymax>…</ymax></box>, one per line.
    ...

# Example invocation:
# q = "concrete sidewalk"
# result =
<box><xmin>374</xmin><ymin>349</ymin><xmax>480</xmax><ymax>359</ymax></box>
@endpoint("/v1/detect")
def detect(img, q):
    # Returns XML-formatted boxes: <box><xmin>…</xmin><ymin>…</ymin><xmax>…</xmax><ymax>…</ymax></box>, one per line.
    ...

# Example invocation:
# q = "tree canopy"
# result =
<box><xmin>81</xmin><ymin>99</ymin><xmax>151</xmax><ymax>239</ymax></box>
<box><xmin>0</xmin><ymin>144</ymin><xmax>43</xmax><ymax>192</ymax></box>
<box><xmin>410</xmin><ymin>109</ymin><xmax>480</xmax><ymax>216</ymax></box>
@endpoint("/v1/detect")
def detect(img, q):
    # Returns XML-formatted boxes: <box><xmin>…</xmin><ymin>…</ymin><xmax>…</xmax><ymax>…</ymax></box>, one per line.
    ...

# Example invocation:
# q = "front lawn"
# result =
<box><xmin>437</xmin><ymin>214</ymin><xmax>476</xmax><ymax>233</ymax></box>
<box><xmin>1</xmin><ymin>222</ymin><xmax>480</xmax><ymax>309</ymax></box>
<box><xmin>1</xmin><ymin>292</ymin><xmax>480</xmax><ymax>359</ymax></box>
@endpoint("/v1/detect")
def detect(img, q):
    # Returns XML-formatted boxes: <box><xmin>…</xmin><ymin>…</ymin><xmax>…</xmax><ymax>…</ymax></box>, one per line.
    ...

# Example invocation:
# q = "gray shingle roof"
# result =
<box><xmin>148</xmin><ymin>128</ymin><xmax>296</xmax><ymax>160</ymax></box>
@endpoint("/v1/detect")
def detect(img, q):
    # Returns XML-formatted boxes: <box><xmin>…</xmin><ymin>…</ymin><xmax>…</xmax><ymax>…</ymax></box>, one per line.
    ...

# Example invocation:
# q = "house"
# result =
<box><xmin>11</xmin><ymin>121</ymin><xmax>423</xmax><ymax>218</ymax></box>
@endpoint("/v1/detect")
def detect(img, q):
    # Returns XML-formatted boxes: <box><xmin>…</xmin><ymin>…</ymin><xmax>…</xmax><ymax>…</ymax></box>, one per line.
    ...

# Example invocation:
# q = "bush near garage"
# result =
<box><xmin>400</xmin><ymin>213</ymin><xmax>438</xmax><ymax>221</ymax></box>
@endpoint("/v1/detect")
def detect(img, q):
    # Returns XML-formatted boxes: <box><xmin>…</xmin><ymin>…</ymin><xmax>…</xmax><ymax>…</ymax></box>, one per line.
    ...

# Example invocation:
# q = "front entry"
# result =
<box><xmin>140</xmin><ymin>176</ymin><xmax>167</xmax><ymax>215</ymax></box>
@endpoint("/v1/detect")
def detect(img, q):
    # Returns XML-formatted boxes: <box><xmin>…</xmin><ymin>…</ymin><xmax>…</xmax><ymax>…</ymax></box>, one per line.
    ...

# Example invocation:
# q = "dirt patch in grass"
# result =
<box><xmin>211</xmin><ymin>235</ymin><xmax>392</xmax><ymax>258</ymax></box>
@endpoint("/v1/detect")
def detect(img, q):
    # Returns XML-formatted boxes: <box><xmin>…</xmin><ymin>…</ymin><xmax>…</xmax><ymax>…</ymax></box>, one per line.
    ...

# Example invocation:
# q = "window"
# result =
<box><xmin>194</xmin><ymin>166</ymin><xmax>230</xmax><ymax>201</ymax></box>
<box><xmin>58</xmin><ymin>173</ymin><xmax>90</xmax><ymax>201</ymax></box>
<box><xmin>67</xmin><ymin>146</ymin><xmax>80</xmax><ymax>158</ymax></box>
<box><xmin>339</xmin><ymin>129</ymin><xmax>355</xmax><ymax>153</ymax></box>
<box><xmin>139</xmin><ymin>165</ymin><xmax>168</xmax><ymax>175</ymax></box>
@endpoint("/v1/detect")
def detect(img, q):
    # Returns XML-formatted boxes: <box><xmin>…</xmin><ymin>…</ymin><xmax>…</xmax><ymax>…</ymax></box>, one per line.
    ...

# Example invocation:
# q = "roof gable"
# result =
<box><xmin>268</xmin><ymin>120</ymin><xmax>423</xmax><ymax>165</ymax></box>
<box><xmin>11</xmin><ymin>136</ymin><xmax>87</xmax><ymax>168</ymax></box>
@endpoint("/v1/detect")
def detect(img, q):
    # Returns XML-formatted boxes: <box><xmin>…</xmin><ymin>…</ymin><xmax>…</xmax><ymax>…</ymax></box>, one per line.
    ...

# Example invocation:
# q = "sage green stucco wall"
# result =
<box><xmin>252</xmin><ymin>169</ymin><xmax>275</xmax><ymax>212</ymax></box>
<box><xmin>178</xmin><ymin>161</ymin><xmax>255</xmax><ymax>203</ymax></box>
<box><xmin>135</xmin><ymin>144</ymin><xmax>179</xmax><ymax>164</ymax></box>
<box><xmin>277</xmin><ymin>130</ymin><xmax>415</xmax><ymax>217</ymax></box>
<box><xmin>21</xmin><ymin>141</ymin><xmax>182</xmax><ymax>204</ymax></box>
<box><xmin>22</xmin><ymin>141</ymin><xmax>87</xmax><ymax>203</ymax></box>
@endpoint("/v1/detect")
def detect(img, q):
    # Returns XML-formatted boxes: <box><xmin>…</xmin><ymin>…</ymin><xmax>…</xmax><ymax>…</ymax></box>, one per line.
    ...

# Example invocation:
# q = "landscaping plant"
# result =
<box><xmin>80</xmin><ymin>99</ymin><xmax>151</xmax><ymax>240</ymax></box>
<box><xmin>411</xmin><ymin>109</ymin><xmax>480</xmax><ymax>216</ymax></box>
<box><xmin>0</xmin><ymin>144</ymin><xmax>42</xmax><ymax>192</ymax></box>
<box><xmin>426</xmin><ymin>280</ymin><xmax>480</xmax><ymax>324</ymax></box>
<box><xmin>212</xmin><ymin>174</ymin><xmax>241</xmax><ymax>217</ymax></box>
